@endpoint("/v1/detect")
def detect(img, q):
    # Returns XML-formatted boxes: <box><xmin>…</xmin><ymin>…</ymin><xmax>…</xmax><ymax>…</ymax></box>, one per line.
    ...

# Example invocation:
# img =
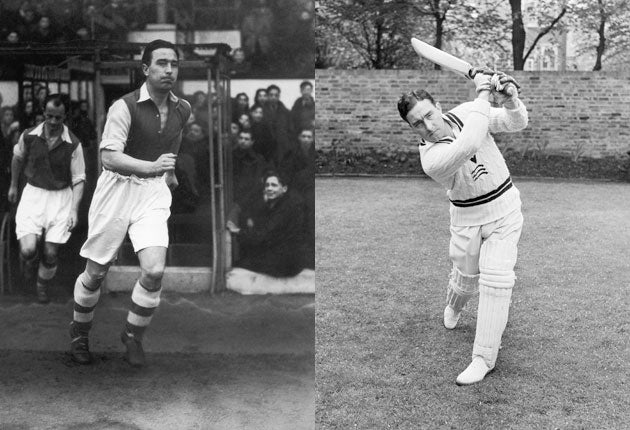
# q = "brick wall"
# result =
<box><xmin>315</xmin><ymin>69</ymin><xmax>630</xmax><ymax>159</ymax></box>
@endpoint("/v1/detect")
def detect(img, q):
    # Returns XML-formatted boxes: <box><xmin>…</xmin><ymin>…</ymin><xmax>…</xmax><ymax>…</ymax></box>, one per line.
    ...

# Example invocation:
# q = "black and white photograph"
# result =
<box><xmin>316</xmin><ymin>0</ymin><xmax>630</xmax><ymax>428</ymax></box>
<box><xmin>0</xmin><ymin>0</ymin><xmax>314</xmax><ymax>428</ymax></box>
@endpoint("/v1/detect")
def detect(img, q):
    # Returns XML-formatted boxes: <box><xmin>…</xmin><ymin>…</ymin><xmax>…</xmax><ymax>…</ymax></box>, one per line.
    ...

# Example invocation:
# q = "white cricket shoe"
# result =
<box><xmin>443</xmin><ymin>305</ymin><xmax>461</xmax><ymax>329</ymax></box>
<box><xmin>456</xmin><ymin>356</ymin><xmax>492</xmax><ymax>386</ymax></box>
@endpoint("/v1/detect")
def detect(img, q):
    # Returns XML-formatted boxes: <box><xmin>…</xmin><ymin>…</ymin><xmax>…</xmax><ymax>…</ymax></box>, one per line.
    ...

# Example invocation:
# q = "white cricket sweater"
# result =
<box><xmin>418</xmin><ymin>98</ymin><xmax>528</xmax><ymax>226</ymax></box>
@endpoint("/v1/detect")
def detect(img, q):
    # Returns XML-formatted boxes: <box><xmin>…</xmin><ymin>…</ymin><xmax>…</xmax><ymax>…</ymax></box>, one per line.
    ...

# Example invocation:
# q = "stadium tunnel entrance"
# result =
<box><xmin>0</xmin><ymin>41</ymin><xmax>234</xmax><ymax>295</ymax></box>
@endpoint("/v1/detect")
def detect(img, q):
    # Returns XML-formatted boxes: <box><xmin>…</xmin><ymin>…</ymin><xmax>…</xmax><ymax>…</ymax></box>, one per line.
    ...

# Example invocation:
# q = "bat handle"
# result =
<box><xmin>468</xmin><ymin>67</ymin><xmax>496</xmax><ymax>79</ymax></box>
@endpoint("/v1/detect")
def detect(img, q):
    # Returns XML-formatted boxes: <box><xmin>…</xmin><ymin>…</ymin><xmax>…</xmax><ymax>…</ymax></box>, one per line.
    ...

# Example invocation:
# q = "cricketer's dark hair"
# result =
<box><xmin>235</xmin><ymin>92</ymin><xmax>249</xmax><ymax>101</ymax></box>
<box><xmin>238</xmin><ymin>128</ymin><xmax>253</xmax><ymax>138</ymax></box>
<box><xmin>141</xmin><ymin>39</ymin><xmax>178</xmax><ymax>67</ymax></box>
<box><xmin>300</xmin><ymin>80</ymin><xmax>313</xmax><ymax>90</ymax></box>
<box><xmin>397</xmin><ymin>89</ymin><xmax>435</xmax><ymax>124</ymax></box>
<box><xmin>44</xmin><ymin>93</ymin><xmax>69</xmax><ymax>114</ymax></box>
<box><xmin>266</xmin><ymin>84</ymin><xmax>281</xmax><ymax>94</ymax></box>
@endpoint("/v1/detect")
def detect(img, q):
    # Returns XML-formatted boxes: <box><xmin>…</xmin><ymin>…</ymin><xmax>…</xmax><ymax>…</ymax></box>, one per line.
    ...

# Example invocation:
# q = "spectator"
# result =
<box><xmin>69</xmin><ymin>100</ymin><xmax>96</xmax><ymax>148</ymax></box>
<box><xmin>232</xmin><ymin>129</ymin><xmax>267</xmax><ymax>210</ymax></box>
<box><xmin>232</xmin><ymin>92</ymin><xmax>249</xmax><ymax>123</ymax></box>
<box><xmin>191</xmin><ymin>90</ymin><xmax>209</xmax><ymax>132</ymax></box>
<box><xmin>16</xmin><ymin>1</ymin><xmax>39</xmax><ymax>41</ymax></box>
<box><xmin>227</xmin><ymin>170</ymin><xmax>306</xmax><ymax>278</ymax></box>
<box><xmin>240</xmin><ymin>0</ymin><xmax>273</xmax><ymax>69</ymax></box>
<box><xmin>22</xmin><ymin>86</ymin><xmax>33</xmax><ymax>104</ymax></box>
<box><xmin>0</xmin><ymin>3</ymin><xmax>17</xmax><ymax>40</ymax></box>
<box><xmin>1</xmin><ymin>106</ymin><xmax>20</xmax><ymax>146</ymax></box>
<box><xmin>237</xmin><ymin>113</ymin><xmax>251</xmax><ymax>133</ymax></box>
<box><xmin>253</xmin><ymin>88</ymin><xmax>267</xmax><ymax>107</ymax></box>
<box><xmin>34</xmin><ymin>112</ymin><xmax>45</xmax><ymax>126</ymax></box>
<box><xmin>172</xmin><ymin>121</ymin><xmax>209</xmax><ymax>213</ymax></box>
<box><xmin>89</xmin><ymin>0</ymin><xmax>129</xmax><ymax>41</ymax></box>
<box><xmin>280</xmin><ymin>128</ymin><xmax>314</xmax><ymax>193</ymax></box>
<box><xmin>290</xmin><ymin>80</ymin><xmax>315</xmax><ymax>136</ymax></box>
<box><xmin>53</xmin><ymin>0</ymin><xmax>85</xmax><ymax>41</ymax></box>
<box><xmin>229</xmin><ymin>47</ymin><xmax>251</xmax><ymax>77</ymax></box>
<box><xmin>249</xmin><ymin>104</ymin><xmax>274</xmax><ymax>164</ymax></box>
<box><xmin>263</xmin><ymin>84</ymin><xmax>293</xmax><ymax>167</ymax></box>
<box><xmin>35</xmin><ymin>86</ymin><xmax>49</xmax><ymax>113</ymax></box>
<box><xmin>230</xmin><ymin>122</ymin><xmax>240</xmax><ymax>144</ymax></box>
<box><xmin>75</xmin><ymin>27</ymin><xmax>90</xmax><ymax>41</ymax></box>
<box><xmin>286</xmin><ymin>129</ymin><xmax>315</xmax><ymax>270</ymax></box>
<box><xmin>6</xmin><ymin>31</ymin><xmax>20</xmax><ymax>44</ymax></box>
<box><xmin>30</xmin><ymin>16</ymin><xmax>60</xmax><ymax>44</ymax></box>
<box><xmin>19</xmin><ymin>99</ymin><xmax>36</xmax><ymax>129</ymax></box>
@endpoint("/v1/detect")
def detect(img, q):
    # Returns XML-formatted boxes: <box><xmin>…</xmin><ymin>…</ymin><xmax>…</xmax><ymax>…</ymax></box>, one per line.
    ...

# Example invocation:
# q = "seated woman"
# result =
<box><xmin>226</xmin><ymin>170</ymin><xmax>314</xmax><ymax>294</ymax></box>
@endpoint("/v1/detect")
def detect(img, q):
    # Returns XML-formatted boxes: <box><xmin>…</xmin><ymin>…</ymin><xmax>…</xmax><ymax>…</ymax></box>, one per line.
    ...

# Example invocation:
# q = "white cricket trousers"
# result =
<box><xmin>449</xmin><ymin>208</ymin><xmax>524</xmax><ymax>368</ymax></box>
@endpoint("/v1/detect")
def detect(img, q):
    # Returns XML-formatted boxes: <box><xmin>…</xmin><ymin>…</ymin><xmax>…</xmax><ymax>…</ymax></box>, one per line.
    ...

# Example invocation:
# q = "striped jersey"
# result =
<box><xmin>418</xmin><ymin>98</ymin><xmax>528</xmax><ymax>226</ymax></box>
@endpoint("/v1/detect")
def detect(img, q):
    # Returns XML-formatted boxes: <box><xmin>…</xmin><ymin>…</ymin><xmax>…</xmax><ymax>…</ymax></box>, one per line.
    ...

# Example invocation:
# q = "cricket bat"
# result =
<box><xmin>410</xmin><ymin>38</ymin><xmax>477</xmax><ymax>79</ymax></box>
<box><xmin>410</xmin><ymin>37</ymin><xmax>519</xmax><ymax>95</ymax></box>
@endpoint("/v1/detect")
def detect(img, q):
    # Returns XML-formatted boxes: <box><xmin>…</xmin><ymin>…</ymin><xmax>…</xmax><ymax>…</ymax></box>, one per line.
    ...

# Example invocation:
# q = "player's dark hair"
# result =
<box><xmin>236</xmin><ymin>92</ymin><xmax>249</xmax><ymax>101</ymax></box>
<box><xmin>266</xmin><ymin>84</ymin><xmax>281</xmax><ymax>94</ymax></box>
<box><xmin>300</xmin><ymin>80</ymin><xmax>313</xmax><ymax>90</ymax></box>
<box><xmin>397</xmin><ymin>89</ymin><xmax>435</xmax><ymax>124</ymax></box>
<box><xmin>44</xmin><ymin>93</ymin><xmax>69</xmax><ymax>114</ymax></box>
<box><xmin>141</xmin><ymin>39</ymin><xmax>178</xmax><ymax>67</ymax></box>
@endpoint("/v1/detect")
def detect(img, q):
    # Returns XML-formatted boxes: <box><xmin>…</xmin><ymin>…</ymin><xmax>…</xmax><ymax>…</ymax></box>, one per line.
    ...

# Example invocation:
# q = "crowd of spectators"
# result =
<box><xmin>225</xmin><ymin>80</ymin><xmax>315</xmax><ymax>276</ymax></box>
<box><xmin>166</xmin><ymin>79</ymin><xmax>315</xmax><ymax>278</ymax></box>
<box><xmin>0</xmin><ymin>0</ymin><xmax>152</xmax><ymax>47</ymax></box>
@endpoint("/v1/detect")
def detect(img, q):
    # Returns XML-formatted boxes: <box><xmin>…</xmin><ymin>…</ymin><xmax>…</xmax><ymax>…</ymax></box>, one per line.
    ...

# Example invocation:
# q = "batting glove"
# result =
<box><xmin>472</xmin><ymin>70</ymin><xmax>493</xmax><ymax>93</ymax></box>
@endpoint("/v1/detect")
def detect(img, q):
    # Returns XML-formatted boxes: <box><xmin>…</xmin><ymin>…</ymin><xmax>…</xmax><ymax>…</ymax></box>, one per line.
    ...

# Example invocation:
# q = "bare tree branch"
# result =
<box><xmin>523</xmin><ymin>7</ymin><xmax>567</xmax><ymax>63</ymax></box>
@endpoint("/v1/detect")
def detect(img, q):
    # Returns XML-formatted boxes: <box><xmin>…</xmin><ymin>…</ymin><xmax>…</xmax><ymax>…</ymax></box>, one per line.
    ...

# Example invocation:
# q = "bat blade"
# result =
<box><xmin>410</xmin><ymin>38</ymin><xmax>473</xmax><ymax>79</ymax></box>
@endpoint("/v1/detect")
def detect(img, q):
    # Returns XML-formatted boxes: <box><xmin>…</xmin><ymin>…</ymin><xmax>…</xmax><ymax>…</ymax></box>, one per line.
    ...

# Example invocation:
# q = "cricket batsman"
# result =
<box><xmin>397</xmin><ymin>70</ymin><xmax>528</xmax><ymax>385</ymax></box>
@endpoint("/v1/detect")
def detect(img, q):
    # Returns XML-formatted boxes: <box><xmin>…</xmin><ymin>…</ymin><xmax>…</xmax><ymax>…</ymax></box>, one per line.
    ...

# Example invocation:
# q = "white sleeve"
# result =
<box><xmin>488</xmin><ymin>99</ymin><xmax>528</xmax><ymax>133</ymax></box>
<box><xmin>421</xmin><ymin>98</ymin><xmax>491</xmax><ymax>184</ymax></box>
<box><xmin>70</xmin><ymin>144</ymin><xmax>86</xmax><ymax>185</ymax></box>
<box><xmin>100</xmin><ymin>99</ymin><xmax>131</xmax><ymax>152</ymax></box>
<box><xmin>12</xmin><ymin>131</ymin><xmax>26</xmax><ymax>159</ymax></box>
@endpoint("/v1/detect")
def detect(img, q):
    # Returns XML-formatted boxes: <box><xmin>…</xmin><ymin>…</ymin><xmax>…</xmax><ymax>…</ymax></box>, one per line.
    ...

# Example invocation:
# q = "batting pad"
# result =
<box><xmin>446</xmin><ymin>267</ymin><xmax>479</xmax><ymax>312</ymax></box>
<box><xmin>472</xmin><ymin>285</ymin><xmax>512</xmax><ymax>368</ymax></box>
<box><xmin>473</xmin><ymin>239</ymin><xmax>519</xmax><ymax>367</ymax></box>
<box><xmin>479</xmin><ymin>240</ymin><xmax>518</xmax><ymax>287</ymax></box>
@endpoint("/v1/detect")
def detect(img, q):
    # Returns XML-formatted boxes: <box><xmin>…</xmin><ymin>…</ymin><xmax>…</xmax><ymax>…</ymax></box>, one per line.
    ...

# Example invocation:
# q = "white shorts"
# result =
<box><xmin>80</xmin><ymin>169</ymin><xmax>171</xmax><ymax>265</ymax></box>
<box><xmin>16</xmin><ymin>184</ymin><xmax>73</xmax><ymax>243</ymax></box>
<box><xmin>449</xmin><ymin>208</ymin><xmax>523</xmax><ymax>275</ymax></box>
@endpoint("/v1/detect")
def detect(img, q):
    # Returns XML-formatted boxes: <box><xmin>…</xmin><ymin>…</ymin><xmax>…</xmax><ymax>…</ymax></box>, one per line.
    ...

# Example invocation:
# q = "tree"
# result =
<box><xmin>567</xmin><ymin>0</ymin><xmax>630</xmax><ymax>70</ymax></box>
<box><xmin>316</xmin><ymin>0</ymin><xmax>429</xmax><ymax>69</ymax></box>
<box><xmin>509</xmin><ymin>0</ymin><xmax>567</xmax><ymax>70</ymax></box>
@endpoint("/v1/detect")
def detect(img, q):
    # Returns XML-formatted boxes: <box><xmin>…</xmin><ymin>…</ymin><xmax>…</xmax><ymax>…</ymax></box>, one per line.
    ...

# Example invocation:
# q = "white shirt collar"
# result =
<box><xmin>28</xmin><ymin>122</ymin><xmax>72</xmax><ymax>143</ymax></box>
<box><xmin>138</xmin><ymin>82</ymin><xmax>179</xmax><ymax>103</ymax></box>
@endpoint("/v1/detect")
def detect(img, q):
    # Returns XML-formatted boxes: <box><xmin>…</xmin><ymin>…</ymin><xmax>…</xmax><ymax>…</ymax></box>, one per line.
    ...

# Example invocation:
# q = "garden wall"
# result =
<box><xmin>315</xmin><ymin>69</ymin><xmax>630</xmax><ymax>159</ymax></box>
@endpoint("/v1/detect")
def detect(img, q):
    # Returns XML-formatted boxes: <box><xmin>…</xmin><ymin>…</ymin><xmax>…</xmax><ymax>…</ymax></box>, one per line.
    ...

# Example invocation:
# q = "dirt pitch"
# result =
<box><xmin>0</xmin><ymin>291</ymin><xmax>314</xmax><ymax>429</ymax></box>
<box><xmin>316</xmin><ymin>177</ymin><xmax>630</xmax><ymax>429</ymax></box>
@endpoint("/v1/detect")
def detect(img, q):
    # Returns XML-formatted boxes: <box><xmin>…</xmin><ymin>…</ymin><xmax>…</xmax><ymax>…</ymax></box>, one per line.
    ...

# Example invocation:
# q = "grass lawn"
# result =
<box><xmin>315</xmin><ymin>177</ymin><xmax>630</xmax><ymax>429</ymax></box>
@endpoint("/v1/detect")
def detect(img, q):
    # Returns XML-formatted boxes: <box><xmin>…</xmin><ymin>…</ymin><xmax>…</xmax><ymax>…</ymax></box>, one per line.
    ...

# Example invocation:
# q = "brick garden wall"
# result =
<box><xmin>315</xmin><ymin>69</ymin><xmax>630</xmax><ymax>159</ymax></box>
